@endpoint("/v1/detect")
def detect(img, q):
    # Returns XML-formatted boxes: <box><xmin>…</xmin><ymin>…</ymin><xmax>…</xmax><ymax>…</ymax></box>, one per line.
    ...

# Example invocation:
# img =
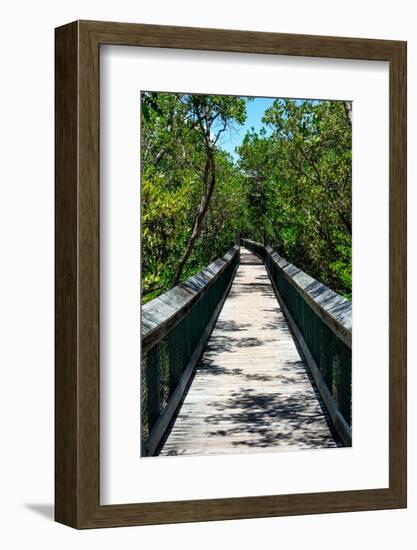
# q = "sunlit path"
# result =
<box><xmin>158</xmin><ymin>248</ymin><xmax>339</xmax><ymax>456</ymax></box>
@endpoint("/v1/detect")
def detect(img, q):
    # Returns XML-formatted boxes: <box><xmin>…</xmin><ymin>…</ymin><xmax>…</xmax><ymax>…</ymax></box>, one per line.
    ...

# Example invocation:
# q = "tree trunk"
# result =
<box><xmin>343</xmin><ymin>101</ymin><xmax>352</xmax><ymax>127</ymax></box>
<box><xmin>171</xmin><ymin>153</ymin><xmax>216</xmax><ymax>287</ymax></box>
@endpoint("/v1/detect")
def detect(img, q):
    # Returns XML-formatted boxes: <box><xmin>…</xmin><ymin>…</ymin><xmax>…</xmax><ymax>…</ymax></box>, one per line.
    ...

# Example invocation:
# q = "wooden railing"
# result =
<box><xmin>242</xmin><ymin>239</ymin><xmax>352</xmax><ymax>446</ymax></box>
<box><xmin>141</xmin><ymin>245</ymin><xmax>240</xmax><ymax>456</ymax></box>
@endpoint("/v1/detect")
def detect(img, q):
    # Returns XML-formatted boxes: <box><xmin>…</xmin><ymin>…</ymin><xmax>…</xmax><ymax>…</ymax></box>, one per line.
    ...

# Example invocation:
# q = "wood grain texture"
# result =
<box><xmin>244</xmin><ymin>240</ymin><xmax>352</xmax><ymax>347</ymax></box>
<box><xmin>388</xmin><ymin>40</ymin><xmax>407</xmax><ymax>506</ymax></box>
<box><xmin>143</xmin><ymin>260</ymin><xmax>239</xmax><ymax>457</ymax></box>
<box><xmin>158</xmin><ymin>248</ymin><xmax>339</xmax><ymax>456</ymax></box>
<box><xmin>77</xmin><ymin>19</ymin><xmax>404</xmax><ymax>61</ymax></box>
<box><xmin>55</xmin><ymin>20</ymin><xmax>407</xmax><ymax>528</ymax></box>
<box><xmin>263</xmin><ymin>258</ymin><xmax>352</xmax><ymax>447</ymax></box>
<box><xmin>55</xmin><ymin>21</ymin><xmax>79</xmax><ymax>527</ymax></box>
<box><xmin>141</xmin><ymin>247</ymin><xmax>239</xmax><ymax>353</ymax></box>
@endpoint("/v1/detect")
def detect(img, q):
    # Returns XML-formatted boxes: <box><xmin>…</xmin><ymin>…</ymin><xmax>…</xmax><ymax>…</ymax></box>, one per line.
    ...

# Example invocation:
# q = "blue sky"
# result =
<box><xmin>216</xmin><ymin>97</ymin><xmax>275</xmax><ymax>160</ymax></box>
<box><xmin>215</xmin><ymin>96</ymin><xmax>321</xmax><ymax>161</ymax></box>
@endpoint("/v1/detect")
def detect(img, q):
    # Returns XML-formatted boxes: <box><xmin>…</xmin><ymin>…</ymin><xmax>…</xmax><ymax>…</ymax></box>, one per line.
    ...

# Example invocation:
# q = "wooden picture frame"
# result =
<box><xmin>55</xmin><ymin>20</ymin><xmax>407</xmax><ymax>528</ymax></box>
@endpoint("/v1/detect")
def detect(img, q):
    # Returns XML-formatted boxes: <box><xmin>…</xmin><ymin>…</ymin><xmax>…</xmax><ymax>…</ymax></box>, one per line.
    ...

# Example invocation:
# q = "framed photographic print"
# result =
<box><xmin>55</xmin><ymin>20</ymin><xmax>406</xmax><ymax>528</ymax></box>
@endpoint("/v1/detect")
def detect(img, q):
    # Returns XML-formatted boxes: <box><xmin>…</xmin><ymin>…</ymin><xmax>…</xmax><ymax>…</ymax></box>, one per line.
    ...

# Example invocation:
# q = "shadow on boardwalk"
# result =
<box><xmin>158</xmin><ymin>248</ymin><xmax>341</xmax><ymax>457</ymax></box>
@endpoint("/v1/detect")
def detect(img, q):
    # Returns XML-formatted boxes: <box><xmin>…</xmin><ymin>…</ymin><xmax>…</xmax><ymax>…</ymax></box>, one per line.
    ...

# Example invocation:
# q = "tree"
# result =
<box><xmin>171</xmin><ymin>94</ymin><xmax>246</xmax><ymax>287</ymax></box>
<box><xmin>237</xmin><ymin>99</ymin><xmax>352</xmax><ymax>297</ymax></box>
<box><xmin>343</xmin><ymin>101</ymin><xmax>352</xmax><ymax>127</ymax></box>
<box><xmin>141</xmin><ymin>92</ymin><xmax>247</xmax><ymax>301</ymax></box>
<box><xmin>141</xmin><ymin>94</ymin><xmax>352</xmax><ymax>302</ymax></box>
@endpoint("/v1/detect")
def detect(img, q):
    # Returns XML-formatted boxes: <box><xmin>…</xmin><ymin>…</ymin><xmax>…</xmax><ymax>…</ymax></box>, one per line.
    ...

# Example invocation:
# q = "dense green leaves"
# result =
<box><xmin>141</xmin><ymin>94</ymin><xmax>352</xmax><ymax>303</ymax></box>
<box><xmin>237</xmin><ymin>99</ymin><xmax>352</xmax><ymax>298</ymax></box>
<box><xmin>141</xmin><ymin>92</ymin><xmax>248</xmax><ymax>302</ymax></box>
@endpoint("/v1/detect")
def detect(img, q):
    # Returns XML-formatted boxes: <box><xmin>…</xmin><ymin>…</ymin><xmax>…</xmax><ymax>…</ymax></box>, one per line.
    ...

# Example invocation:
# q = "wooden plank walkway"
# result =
<box><xmin>158</xmin><ymin>247</ymin><xmax>339</xmax><ymax>456</ymax></box>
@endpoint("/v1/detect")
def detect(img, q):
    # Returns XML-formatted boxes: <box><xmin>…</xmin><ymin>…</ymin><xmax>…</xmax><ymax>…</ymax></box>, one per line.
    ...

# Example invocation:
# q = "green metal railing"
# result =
<box><xmin>242</xmin><ymin>239</ymin><xmax>352</xmax><ymax>427</ymax></box>
<box><xmin>141</xmin><ymin>247</ymin><xmax>239</xmax><ymax>450</ymax></box>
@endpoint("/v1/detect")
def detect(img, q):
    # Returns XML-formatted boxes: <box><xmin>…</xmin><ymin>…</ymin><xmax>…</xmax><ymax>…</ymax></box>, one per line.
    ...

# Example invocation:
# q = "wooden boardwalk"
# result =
<box><xmin>158</xmin><ymin>248</ymin><xmax>339</xmax><ymax>456</ymax></box>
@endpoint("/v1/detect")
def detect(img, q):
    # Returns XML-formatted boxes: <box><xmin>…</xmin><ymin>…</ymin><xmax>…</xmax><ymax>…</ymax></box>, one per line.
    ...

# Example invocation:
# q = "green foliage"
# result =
<box><xmin>141</xmin><ymin>93</ymin><xmax>352</xmax><ymax>303</ymax></box>
<box><xmin>237</xmin><ymin>98</ymin><xmax>352</xmax><ymax>298</ymax></box>
<box><xmin>141</xmin><ymin>92</ymin><xmax>248</xmax><ymax>302</ymax></box>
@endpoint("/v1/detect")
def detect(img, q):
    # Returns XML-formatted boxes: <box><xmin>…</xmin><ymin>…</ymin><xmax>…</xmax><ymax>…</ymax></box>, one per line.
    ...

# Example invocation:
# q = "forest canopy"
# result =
<box><xmin>141</xmin><ymin>92</ymin><xmax>352</xmax><ymax>303</ymax></box>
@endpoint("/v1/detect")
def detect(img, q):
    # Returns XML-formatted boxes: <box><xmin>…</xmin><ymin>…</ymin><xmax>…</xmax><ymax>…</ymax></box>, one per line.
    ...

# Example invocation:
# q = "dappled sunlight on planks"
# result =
<box><xmin>158</xmin><ymin>248</ymin><xmax>340</xmax><ymax>457</ymax></box>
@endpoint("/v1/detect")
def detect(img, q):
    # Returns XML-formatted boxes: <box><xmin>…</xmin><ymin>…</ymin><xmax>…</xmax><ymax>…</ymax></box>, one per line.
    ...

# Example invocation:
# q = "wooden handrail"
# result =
<box><xmin>242</xmin><ymin>239</ymin><xmax>352</xmax><ymax>348</ymax></box>
<box><xmin>142</xmin><ymin>246</ymin><xmax>240</xmax><ymax>353</ymax></box>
